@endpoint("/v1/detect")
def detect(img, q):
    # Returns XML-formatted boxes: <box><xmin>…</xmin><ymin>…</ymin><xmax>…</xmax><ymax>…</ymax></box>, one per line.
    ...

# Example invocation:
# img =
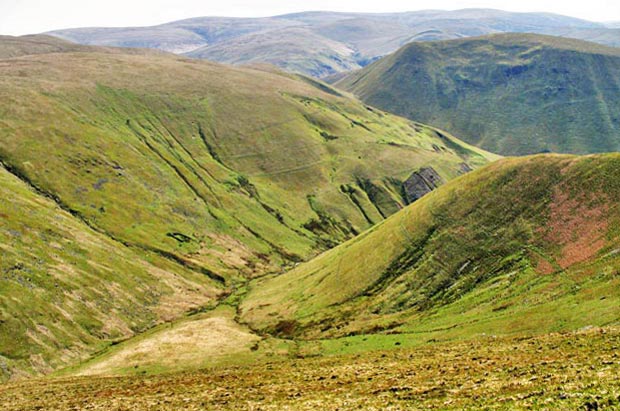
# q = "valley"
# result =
<box><xmin>1</xmin><ymin>4</ymin><xmax>620</xmax><ymax>409</ymax></box>
<box><xmin>0</xmin><ymin>34</ymin><xmax>493</xmax><ymax>380</ymax></box>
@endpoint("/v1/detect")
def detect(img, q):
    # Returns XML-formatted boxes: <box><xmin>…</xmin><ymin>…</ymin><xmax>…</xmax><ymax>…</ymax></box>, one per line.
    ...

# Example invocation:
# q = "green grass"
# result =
<box><xmin>241</xmin><ymin>154</ymin><xmax>620</xmax><ymax>341</ymax></box>
<box><xmin>0</xmin><ymin>163</ymin><xmax>220</xmax><ymax>381</ymax></box>
<box><xmin>0</xmin><ymin>36</ymin><xmax>496</xmax><ymax>380</ymax></box>
<box><xmin>336</xmin><ymin>33</ymin><xmax>620</xmax><ymax>155</ymax></box>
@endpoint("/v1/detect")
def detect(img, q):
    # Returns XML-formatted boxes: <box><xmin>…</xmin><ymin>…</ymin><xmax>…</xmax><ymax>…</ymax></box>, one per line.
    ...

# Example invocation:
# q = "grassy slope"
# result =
<box><xmin>336</xmin><ymin>33</ymin><xmax>620</xmax><ymax>155</ymax></box>
<box><xmin>0</xmin><ymin>36</ymin><xmax>494</xmax><ymax>379</ymax></box>
<box><xmin>0</xmin><ymin>36</ymin><xmax>495</xmax><ymax>279</ymax></box>
<box><xmin>65</xmin><ymin>306</ymin><xmax>278</xmax><ymax>377</ymax></box>
<box><xmin>241</xmin><ymin>154</ymin><xmax>620</xmax><ymax>342</ymax></box>
<box><xmin>0</xmin><ymin>163</ymin><xmax>220</xmax><ymax>380</ymax></box>
<box><xmin>0</xmin><ymin>35</ymin><xmax>93</xmax><ymax>58</ymax></box>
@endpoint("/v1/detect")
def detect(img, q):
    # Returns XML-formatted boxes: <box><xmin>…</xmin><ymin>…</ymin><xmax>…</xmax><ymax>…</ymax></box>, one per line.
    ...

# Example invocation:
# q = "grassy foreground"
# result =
<box><xmin>1</xmin><ymin>327</ymin><xmax>618</xmax><ymax>410</ymax></box>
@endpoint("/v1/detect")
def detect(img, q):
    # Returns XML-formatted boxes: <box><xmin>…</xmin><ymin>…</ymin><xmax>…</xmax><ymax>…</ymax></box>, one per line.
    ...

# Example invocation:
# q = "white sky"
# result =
<box><xmin>1</xmin><ymin>0</ymin><xmax>619</xmax><ymax>36</ymax></box>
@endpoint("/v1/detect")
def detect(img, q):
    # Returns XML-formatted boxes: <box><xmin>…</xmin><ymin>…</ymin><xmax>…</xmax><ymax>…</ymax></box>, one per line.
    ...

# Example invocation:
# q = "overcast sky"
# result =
<box><xmin>1</xmin><ymin>0</ymin><xmax>619</xmax><ymax>36</ymax></box>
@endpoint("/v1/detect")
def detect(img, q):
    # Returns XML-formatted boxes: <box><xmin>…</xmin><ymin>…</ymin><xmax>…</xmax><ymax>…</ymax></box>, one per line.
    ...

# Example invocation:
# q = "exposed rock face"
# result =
<box><xmin>402</xmin><ymin>167</ymin><xmax>445</xmax><ymax>204</ymax></box>
<box><xmin>459</xmin><ymin>162</ymin><xmax>473</xmax><ymax>174</ymax></box>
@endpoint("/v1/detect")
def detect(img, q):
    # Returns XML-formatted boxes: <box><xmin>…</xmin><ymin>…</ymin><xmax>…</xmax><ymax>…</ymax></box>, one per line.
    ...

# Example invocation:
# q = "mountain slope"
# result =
<box><xmin>0</xmin><ymin>161</ymin><xmax>220</xmax><ymax>381</ymax></box>
<box><xmin>0</xmin><ymin>35</ymin><xmax>495</xmax><ymax>278</ymax></box>
<box><xmin>0</xmin><ymin>36</ymin><xmax>494</xmax><ymax>379</ymax></box>
<box><xmin>336</xmin><ymin>33</ymin><xmax>620</xmax><ymax>155</ymax></box>
<box><xmin>47</xmin><ymin>9</ymin><xmax>615</xmax><ymax>77</ymax></box>
<box><xmin>545</xmin><ymin>27</ymin><xmax>620</xmax><ymax>47</ymax></box>
<box><xmin>0</xmin><ymin>35</ymin><xmax>97</xmax><ymax>58</ymax></box>
<box><xmin>241</xmin><ymin>154</ymin><xmax>620</xmax><ymax>340</ymax></box>
<box><xmin>186</xmin><ymin>26</ymin><xmax>362</xmax><ymax>78</ymax></box>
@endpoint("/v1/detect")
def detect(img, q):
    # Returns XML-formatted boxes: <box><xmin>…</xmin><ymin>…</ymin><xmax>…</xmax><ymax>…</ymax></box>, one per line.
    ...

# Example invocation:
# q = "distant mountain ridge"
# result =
<box><xmin>46</xmin><ymin>8</ymin><xmax>619</xmax><ymax>77</ymax></box>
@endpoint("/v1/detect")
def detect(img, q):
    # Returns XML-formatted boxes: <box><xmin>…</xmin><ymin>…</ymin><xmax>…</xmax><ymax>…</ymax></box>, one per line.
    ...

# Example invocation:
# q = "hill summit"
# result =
<box><xmin>336</xmin><ymin>33</ymin><xmax>620</xmax><ymax>155</ymax></box>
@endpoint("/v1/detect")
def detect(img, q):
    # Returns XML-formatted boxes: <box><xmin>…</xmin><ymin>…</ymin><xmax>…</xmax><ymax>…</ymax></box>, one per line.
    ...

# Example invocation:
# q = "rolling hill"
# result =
<box><xmin>55</xmin><ymin>152</ymin><xmax>620</xmax><ymax>383</ymax></box>
<box><xmin>336</xmin><ymin>33</ymin><xmax>620</xmax><ymax>155</ymax></box>
<box><xmin>0</xmin><ymin>35</ymin><xmax>494</xmax><ymax>380</ymax></box>
<box><xmin>47</xmin><ymin>9</ymin><xmax>617</xmax><ymax>77</ymax></box>
<box><xmin>241</xmin><ymin>154</ymin><xmax>620</xmax><ymax>341</ymax></box>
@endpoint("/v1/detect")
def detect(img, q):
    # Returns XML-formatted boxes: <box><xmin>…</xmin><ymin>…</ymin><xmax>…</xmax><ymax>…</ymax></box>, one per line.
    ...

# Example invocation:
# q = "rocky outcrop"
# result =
<box><xmin>402</xmin><ymin>167</ymin><xmax>445</xmax><ymax>204</ymax></box>
<box><xmin>459</xmin><ymin>162</ymin><xmax>473</xmax><ymax>174</ymax></box>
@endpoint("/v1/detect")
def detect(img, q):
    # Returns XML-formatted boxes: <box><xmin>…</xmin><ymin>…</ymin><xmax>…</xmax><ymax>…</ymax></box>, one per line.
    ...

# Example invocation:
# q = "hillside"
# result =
<box><xmin>0</xmin><ymin>34</ymin><xmax>95</xmax><ymax>58</ymax></box>
<box><xmin>0</xmin><ymin>161</ymin><xmax>221</xmax><ymax>381</ymax></box>
<box><xmin>47</xmin><ymin>9</ymin><xmax>614</xmax><ymax>77</ymax></box>
<box><xmin>241</xmin><ymin>154</ymin><xmax>620</xmax><ymax>341</ymax></box>
<box><xmin>186</xmin><ymin>26</ymin><xmax>362</xmax><ymax>78</ymax></box>
<box><xmin>336</xmin><ymin>33</ymin><xmax>620</xmax><ymax>155</ymax></box>
<box><xmin>546</xmin><ymin>27</ymin><xmax>620</xmax><ymax>47</ymax></box>
<box><xmin>0</xmin><ymin>35</ymin><xmax>494</xmax><ymax>380</ymax></box>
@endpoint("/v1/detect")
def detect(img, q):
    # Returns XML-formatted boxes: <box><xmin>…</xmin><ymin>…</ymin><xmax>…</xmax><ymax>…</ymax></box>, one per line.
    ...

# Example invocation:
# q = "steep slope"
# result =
<box><xmin>0</xmin><ymin>162</ymin><xmax>220</xmax><ymax>381</ymax></box>
<box><xmin>337</xmin><ymin>33</ymin><xmax>620</xmax><ymax>155</ymax></box>
<box><xmin>0</xmin><ymin>36</ymin><xmax>494</xmax><ymax>379</ymax></box>
<box><xmin>0</xmin><ymin>36</ymin><xmax>495</xmax><ymax>279</ymax></box>
<box><xmin>241</xmin><ymin>154</ymin><xmax>620</xmax><ymax>341</ymax></box>
<box><xmin>47</xmin><ymin>9</ymin><xmax>613</xmax><ymax>77</ymax></box>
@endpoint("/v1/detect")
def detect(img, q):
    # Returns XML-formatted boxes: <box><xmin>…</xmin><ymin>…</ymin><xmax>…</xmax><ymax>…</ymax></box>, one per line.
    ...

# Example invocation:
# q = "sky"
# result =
<box><xmin>1</xmin><ymin>0</ymin><xmax>619</xmax><ymax>36</ymax></box>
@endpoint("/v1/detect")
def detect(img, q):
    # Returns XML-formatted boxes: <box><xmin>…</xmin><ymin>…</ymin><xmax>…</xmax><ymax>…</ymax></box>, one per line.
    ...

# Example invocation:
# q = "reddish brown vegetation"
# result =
<box><xmin>537</xmin><ymin>187</ymin><xmax>608</xmax><ymax>273</ymax></box>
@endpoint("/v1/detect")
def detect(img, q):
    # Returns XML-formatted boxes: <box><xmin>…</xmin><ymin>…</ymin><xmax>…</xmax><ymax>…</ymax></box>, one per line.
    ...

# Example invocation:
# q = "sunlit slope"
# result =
<box><xmin>0</xmin><ymin>163</ymin><xmax>219</xmax><ymax>381</ymax></box>
<box><xmin>336</xmin><ymin>33</ymin><xmax>620</xmax><ymax>155</ymax></box>
<box><xmin>0</xmin><ymin>36</ymin><xmax>496</xmax><ymax>281</ymax></box>
<box><xmin>241</xmin><ymin>154</ymin><xmax>620</xmax><ymax>339</ymax></box>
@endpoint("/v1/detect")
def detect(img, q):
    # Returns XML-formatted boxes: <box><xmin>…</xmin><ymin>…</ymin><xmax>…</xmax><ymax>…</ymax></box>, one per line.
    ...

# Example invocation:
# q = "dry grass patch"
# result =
<box><xmin>74</xmin><ymin>307</ymin><xmax>261</xmax><ymax>376</ymax></box>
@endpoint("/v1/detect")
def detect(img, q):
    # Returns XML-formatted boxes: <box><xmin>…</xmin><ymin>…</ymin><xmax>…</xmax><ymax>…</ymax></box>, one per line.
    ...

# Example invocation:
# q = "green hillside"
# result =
<box><xmin>0</xmin><ymin>35</ymin><xmax>494</xmax><ymax>380</ymax></box>
<box><xmin>0</xmin><ymin>162</ymin><xmax>221</xmax><ymax>380</ymax></box>
<box><xmin>241</xmin><ymin>154</ymin><xmax>620</xmax><ymax>342</ymax></box>
<box><xmin>336</xmin><ymin>33</ymin><xmax>620</xmax><ymax>155</ymax></box>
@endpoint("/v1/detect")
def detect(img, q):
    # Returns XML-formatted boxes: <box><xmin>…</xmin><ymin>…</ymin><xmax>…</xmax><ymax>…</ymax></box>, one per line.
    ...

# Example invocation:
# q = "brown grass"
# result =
<box><xmin>540</xmin><ymin>187</ymin><xmax>608</xmax><ymax>271</ymax></box>
<box><xmin>76</xmin><ymin>307</ymin><xmax>261</xmax><ymax>377</ymax></box>
<box><xmin>1</xmin><ymin>327</ymin><xmax>618</xmax><ymax>410</ymax></box>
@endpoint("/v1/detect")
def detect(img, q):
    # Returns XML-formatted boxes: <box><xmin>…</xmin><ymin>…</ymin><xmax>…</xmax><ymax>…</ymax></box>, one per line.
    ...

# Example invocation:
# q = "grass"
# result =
<box><xmin>60</xmin><ymin>306</ymin><xmax>270</xmax><ymax>377</ymax></box>
<box><xmin>0</xmin><ymin>162</ymin><xmax>220</xmax><ymax>381</ymax></box>
<box><xmin>336</xmin><ymin>33</ymin><xmax>620</xmax><ymax>155</ymax></box>
<box><xmin>0</xmin><ymin>36</ymin><xmax>496</xmax><ymax>380</ymax></box>
<box><xmin>1</xmin><ymin>327</ymin><xmax>618</xmax><ymax>410</ymax></box>
<box><xmin>241</xmin><ymin>154</ymin><xmax>620</xmax><ymax>341</ymax></box>
<box><xmin>3</xmin><ymin>36</ymin><xmax>619</xmax><ymax>410</ymax></box>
